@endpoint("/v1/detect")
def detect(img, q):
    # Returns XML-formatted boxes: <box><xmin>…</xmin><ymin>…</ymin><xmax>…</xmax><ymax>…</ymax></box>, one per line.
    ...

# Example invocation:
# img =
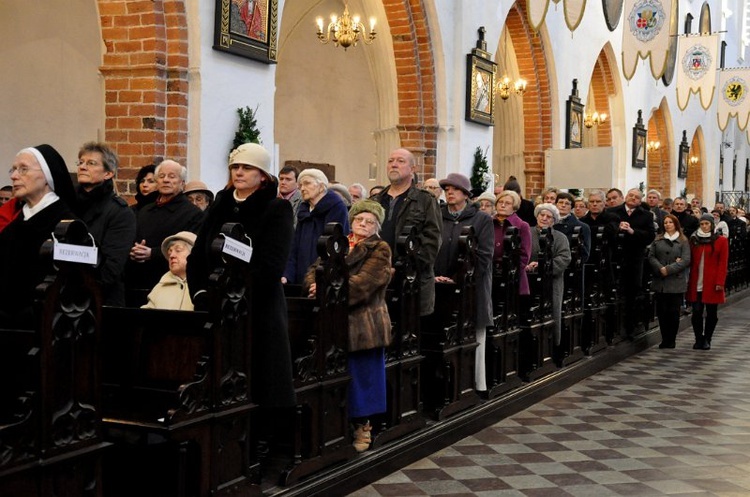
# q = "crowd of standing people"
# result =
<box><xmin>0</xmin><ymin>141</ymin><xmax>739</xmax><ymax>452</ymax></box>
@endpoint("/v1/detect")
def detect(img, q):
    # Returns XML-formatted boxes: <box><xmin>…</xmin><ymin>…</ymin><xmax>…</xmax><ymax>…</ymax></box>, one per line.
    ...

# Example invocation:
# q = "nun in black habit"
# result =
<box><xmin>0</xmin><ymin>144</ymin><xmax>77</xmax><ymax>328</ymax></box>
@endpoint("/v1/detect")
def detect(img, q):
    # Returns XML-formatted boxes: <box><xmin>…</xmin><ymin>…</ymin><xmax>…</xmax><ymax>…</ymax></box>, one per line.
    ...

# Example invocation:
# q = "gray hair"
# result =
<box><xmin>647</xmin><ymin>189</ymin><xmax>662</xmax><ymax>199</ymax></box>
<box><xmin>588</xmin><ymin>189</ymin><xmax>606</xmax><ymax>202</ymax></box>
<box><xmin>496</xmin><ymin>190</ymin><xmax>521</xmax><ymax>210</ymax></box>
<box><xmin>79</xmin><ymin>141</ymin><xmax>119</xmax><ymax>173</ymax></box>
<box><xmin>155</xmin><ymin>160</ymin><xmax>188</xmax><ymax>182</ymax></box>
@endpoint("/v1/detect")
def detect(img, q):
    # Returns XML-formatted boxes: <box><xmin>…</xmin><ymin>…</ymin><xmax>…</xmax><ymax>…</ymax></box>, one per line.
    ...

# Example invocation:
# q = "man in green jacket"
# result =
<box><xmin>374</xmin><ymin>148</ymin><xmax>442</xmax><ymax>316</ymax></box>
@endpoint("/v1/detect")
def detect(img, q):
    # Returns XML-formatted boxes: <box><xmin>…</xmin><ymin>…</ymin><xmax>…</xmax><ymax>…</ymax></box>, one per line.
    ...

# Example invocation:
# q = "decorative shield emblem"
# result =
<box><xmin>628</xmin><ymin>0</ymin><xmax>666</xmax><ymax>42</ymax></box>
<box><xmin>682</xmin><ymin>44</ymin><xmax>712</xmax><ymax>80</ymax></box>
<box><xmin>723</xmin><ymin>77</ymin><xmax>747</xmax><ymax>107</ymax></box>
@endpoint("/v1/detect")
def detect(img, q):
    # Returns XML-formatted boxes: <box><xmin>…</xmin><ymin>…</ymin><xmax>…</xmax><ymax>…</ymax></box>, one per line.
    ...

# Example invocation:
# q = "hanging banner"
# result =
<box><xmin>528</xmin><ymin>0</ymin><xmax>588</xmax><ymax>32</ymax></box>
<box><xmin>676</xmin><ymin>34</ymin><xmax>718</xmax><ymax>110</ymax></box>
<box><xmin>621</xmin><ymin>0</ymin><xmax>673</xmax><ymax>80</ymax></box>
<box><xmin>718</xmin><ymin>67</ymin><xmax>750</xmax><ymax>131</ymax></box>
<box><xmin>564</xmin><ymin>0</ymin><xmax>587</xmax><ymax>31</ymax></box>
<box><xmin>528</xmin><ymin>0</ymin><xmax>552</xmax><ymax>33</ymax></box>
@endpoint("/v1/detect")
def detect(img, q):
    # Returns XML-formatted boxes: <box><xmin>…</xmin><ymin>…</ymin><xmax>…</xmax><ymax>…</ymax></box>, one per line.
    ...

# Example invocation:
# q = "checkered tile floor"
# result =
<box><xmin>351</xmin><ymin>299</ymin><xmax>750</xmax><ymax>496</ymax></box>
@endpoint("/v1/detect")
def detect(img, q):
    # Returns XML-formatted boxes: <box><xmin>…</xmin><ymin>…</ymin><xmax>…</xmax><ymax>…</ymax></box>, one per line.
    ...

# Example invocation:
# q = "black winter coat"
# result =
<box><xmin>126</xmin><ymin>193</ymin><xmax>203</xmax><ymax>293</ymax></box>
<box><xmin>75</xmin><ymin>181</ymin><xmax>136</xmax><ymax>306</ymax></box>
<box><xmin>187</xmin><ymin>185</ymin><xmax>296</xmax><ymax>408</ymax></box>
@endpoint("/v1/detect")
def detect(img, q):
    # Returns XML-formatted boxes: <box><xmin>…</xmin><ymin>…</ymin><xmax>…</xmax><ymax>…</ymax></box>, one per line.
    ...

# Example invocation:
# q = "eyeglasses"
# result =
<box><xmin>77</xmin><ymin>159</ymin><xmax>103</xmax><ymax>168</ymax></box>
<box><xmin>8</xmin><ymin>166</ymin><xmax>42</xmax><ymax>176</ymax></box>
<box><xmin>496</xmin><ymin>200</ymin><xmax>514</xmax><ymax>206</ymax></box>
<box><xmin>352</xmin><ymin>215</ymin><xmax>377</xmax><ymax>226</ymax></box>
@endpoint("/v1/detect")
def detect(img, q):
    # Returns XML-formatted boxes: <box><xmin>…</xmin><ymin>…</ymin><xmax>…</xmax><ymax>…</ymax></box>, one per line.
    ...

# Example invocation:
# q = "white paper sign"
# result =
<box><xmin>222</xmin><ymin>236</ymin><xmax>252</xmax><ymax>263</ymax></box>
<box><xmin>53</xmin><ymin>242</ymin><xmax>98</xmax><ymax>265</ymax></box>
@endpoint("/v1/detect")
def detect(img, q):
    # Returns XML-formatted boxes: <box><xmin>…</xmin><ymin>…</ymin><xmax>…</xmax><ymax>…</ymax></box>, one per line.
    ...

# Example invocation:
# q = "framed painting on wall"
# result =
<box><xmin>632</xmin><ymin>110</ymin><xmax>647</xmax><ymax>168</ymax></box>
<box><xmin>465</xmin><ymin>27</ymin><xmax>497</xmax><ymax>126</ymax></box>
<box><xmin>466</xmin><ymin>53</ymin><xmax>496</xmax><ymax>126</ymax></box>
<box><xmin>565</xmin><ymin>79</ymin><xmax>584</xmax><ymax>149</ymax></box>
<box><xmin>678</xmin><ymin>145</ymin><xmax>688</xmax><ymax>179</ymax></box>
<box><xmin>213</xmin><ymin>0</ymin><xmax>278</xmax><ymax>63</ymax></box>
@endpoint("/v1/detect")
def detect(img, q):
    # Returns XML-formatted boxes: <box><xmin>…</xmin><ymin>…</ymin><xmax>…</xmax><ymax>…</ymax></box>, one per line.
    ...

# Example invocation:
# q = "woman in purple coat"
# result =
<box><xmin>492</xmin><ymin>190</ymin><xmax>532</xmax><ymax>295</ymax></box>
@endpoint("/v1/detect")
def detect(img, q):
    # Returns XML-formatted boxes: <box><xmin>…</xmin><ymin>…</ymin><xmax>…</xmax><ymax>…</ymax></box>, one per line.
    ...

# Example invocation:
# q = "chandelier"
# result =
<box><xmin>584</xmin><ymin>111</ymin><xmax>607</xmax><ymax>128</ymax></box>
<box><xmin>316</xmin><ymin>2</ymin><xmax>376</xmax><ymax>50</ymax></box>
<box><xmin>497</xmin><ymin>28</ymin><xmax>527</xmax><ymax>100</ymax></box>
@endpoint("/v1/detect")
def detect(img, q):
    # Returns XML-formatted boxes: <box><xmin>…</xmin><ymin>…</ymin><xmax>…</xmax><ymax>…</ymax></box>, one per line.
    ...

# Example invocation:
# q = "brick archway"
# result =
<box><xmin>492</xmin><ymin>3</ymin><xmax>552</xmax><ymax>198</ymax></box>
<box><xmin>646</xmin><ymin>102</ymin><xmax>673</xmax><ymax>196</ymax></box>
<box><xmin>97</xmin><ymin>0</ymin><xmax>189</xmax><ymax>195</ymax></box>
<box><xmin>585</xmin><ymin>47</ymin><xmax>616</xmax><ymax>148</ymax></box>
<box><xmin>382</xmin><ymin>0</ymin><xmax>438</xmax><ymax>177</ymax></box>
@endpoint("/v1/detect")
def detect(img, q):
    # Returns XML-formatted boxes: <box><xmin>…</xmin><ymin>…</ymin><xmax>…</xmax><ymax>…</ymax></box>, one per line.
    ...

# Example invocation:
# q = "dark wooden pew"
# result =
<box><xmin>519</xmin><ymin>228</ymin><xmax>556</xmax><ymax>382</ymax></box>
<box><xmin>486</xmin><ymin>226</ymin><xmax>523</xmax><ymax>399</ymax></box>
<box><xmin>421</xmin><ymin>226</ymin><xmax>480</xmax><ymax>420</ymax></box>
<box><xmin>0</xmin><ymin>220</ymin><xmax>108</xmax><ymax>497</ymax></box>
<box><xmin>581</xmin><ymin>226</ymin><xmax>610</xmax><ymax>355</ymax></box>
<box><xmin>280</xmin><ymin>223</ymin><xmax>356</xmax><ymax>485</ymax></box>
<box><xmin>101</xmin><ymin>223</ymin><xmax>261</xmax><ymax>497</ymax></box>
<box><xmin>372</xmin><ymin>226</ymin><xmax>426</xmax><ymax>448</ymax></box>
<box><xmin>558</xmin><ymin>226</ymin><xmax>585</xmax><ymax>366</ymax></box>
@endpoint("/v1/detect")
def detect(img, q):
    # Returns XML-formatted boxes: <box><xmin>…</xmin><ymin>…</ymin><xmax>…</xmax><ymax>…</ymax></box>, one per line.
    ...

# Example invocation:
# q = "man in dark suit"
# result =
<box><xmin>610</xmin><ymin>188</ymin><xmax>656</xmax><ymax>338</ymax></box>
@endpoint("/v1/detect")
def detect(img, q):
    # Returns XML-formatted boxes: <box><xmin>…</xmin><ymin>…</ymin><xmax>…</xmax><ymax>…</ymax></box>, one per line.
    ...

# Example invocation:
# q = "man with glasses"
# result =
<box><xmin>422</xmin><ymin>177</ymin><xmax>445</xmax><ymax>205</ymax></box>
<box><xmin>127</xmin><ymin>159</ymin><xmax>203</xmax><ymax>302</ymax></box>
<box><xmin>554</xmin><ymin>191</ymin><xmax>591</xmax><ymax>262</ymax></box>
<box><xmin>73</xmin><ymin>142</ymin><xmax>136</xmax><ymax>306</ymax></box>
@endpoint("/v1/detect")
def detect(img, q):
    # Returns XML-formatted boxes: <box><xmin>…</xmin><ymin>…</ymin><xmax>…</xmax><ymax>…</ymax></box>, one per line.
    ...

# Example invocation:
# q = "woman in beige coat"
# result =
<box><xmin>305</xmin><ymin>199</ymin><xmax>392</xmax><ymax>452</ymax></box>
<box><xmin>142</xmin><ymin>231</ymin><xmax>196</xmax><ymax>311</ymax></box>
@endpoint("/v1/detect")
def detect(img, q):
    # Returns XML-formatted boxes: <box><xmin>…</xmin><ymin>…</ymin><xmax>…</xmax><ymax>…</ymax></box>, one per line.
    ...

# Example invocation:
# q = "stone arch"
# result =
<box><xmin>646</xmin><ymin>99</ymin><xmax>674</xmax><ymax>196</ymax></box>
<box><xmin>492</xmin><ymin>1</ymin><xmax>553</xmax><ymax>198</ymax></box>
<box><xmin>687</xmin><ymin>127</ymin><xmax>705</xmax><ymax>201</ymax></box>
<box><xmin>97</xmin><ymin>0</ymin><xmax>190</xmax><ymax>194</ymax></box>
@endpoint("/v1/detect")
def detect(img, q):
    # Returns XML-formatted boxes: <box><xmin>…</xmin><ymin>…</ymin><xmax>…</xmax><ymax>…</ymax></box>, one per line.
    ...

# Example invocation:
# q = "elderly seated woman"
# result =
<box><xmin>142</xmin><ymin>231</ymin><xmax>196</xmax><ymax>310</ymax></box>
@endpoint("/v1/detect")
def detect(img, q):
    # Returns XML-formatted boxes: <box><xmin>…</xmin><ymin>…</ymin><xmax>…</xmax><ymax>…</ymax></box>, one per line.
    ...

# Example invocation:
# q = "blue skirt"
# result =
<box><xmin>348</xmin><ymin>347</ymin><xmax>386</xmax><ymax>419</ymax></box>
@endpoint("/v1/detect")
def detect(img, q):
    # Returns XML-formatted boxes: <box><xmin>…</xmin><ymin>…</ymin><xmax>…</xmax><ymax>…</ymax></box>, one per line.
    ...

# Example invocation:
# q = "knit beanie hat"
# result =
<box><xmin>349</xmin><ymin>199</ymin><xmax>385</xmax><ymax>225</ymax></box>
<box><xmin>534</xmin><ymin>203</ymin><xmax>560</xmax><ymax>224</ymax></box>
<box><xmin>475</xmin><ymin>191</ymin><xmax>497</xmax><ymax>205</ymax></box>
<box><xmin>19</xmin><ymin>144</ymin><xmax>76</xmax><ymax>209</ymax></box>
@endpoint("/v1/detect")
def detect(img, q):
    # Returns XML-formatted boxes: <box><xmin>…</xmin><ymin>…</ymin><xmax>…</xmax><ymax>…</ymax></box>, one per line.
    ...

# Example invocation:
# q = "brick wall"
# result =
<box><xmin>98</xmin><ymin>0</ymin><xmax>188</xmax><ymax>196</ymax></box>
<box><xmin>383</xmin><ymin>0</ymin><xmax>437</xmax><ymax>181</ymax></box>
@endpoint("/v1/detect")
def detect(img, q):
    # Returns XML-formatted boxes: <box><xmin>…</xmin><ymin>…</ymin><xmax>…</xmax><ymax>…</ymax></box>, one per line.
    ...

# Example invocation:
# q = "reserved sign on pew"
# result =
<box><xmin>53</xmin><ymin>241</ymin><xmax>98</xmax><ymax>265</ymax></box>
<box><xmin>222</xmin><ymin>235</ymin><xmax>253</xmax><ymax>262</ymax></box>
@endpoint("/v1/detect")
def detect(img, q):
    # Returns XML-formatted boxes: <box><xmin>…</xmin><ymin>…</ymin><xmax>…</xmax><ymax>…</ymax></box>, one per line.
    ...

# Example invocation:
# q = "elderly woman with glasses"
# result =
<box><xmin>527</xmin><ymin>203</ymin><xmax>571</xmax><ymax>350</ymax></box>
<box><xmin>0</xmin><ymin>144</ymin><xmax>77</xmax><ymax>327</ymax></box>
<box><xmin>305</xmin><ymin>199</ymin><xmax>392</xmax><ymax>453</ymax></box>
<box><xmin>493</xmin><ymin>190</ymin><xmax>532</xmax><ymax>296</ymax></box>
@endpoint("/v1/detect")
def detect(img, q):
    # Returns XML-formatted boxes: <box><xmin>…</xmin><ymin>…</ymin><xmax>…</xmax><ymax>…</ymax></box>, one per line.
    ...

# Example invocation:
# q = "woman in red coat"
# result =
<box><xmin>686</xmin><ymin>214</ymin><xmax>729</xmax><ymax>350</ymax></box>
